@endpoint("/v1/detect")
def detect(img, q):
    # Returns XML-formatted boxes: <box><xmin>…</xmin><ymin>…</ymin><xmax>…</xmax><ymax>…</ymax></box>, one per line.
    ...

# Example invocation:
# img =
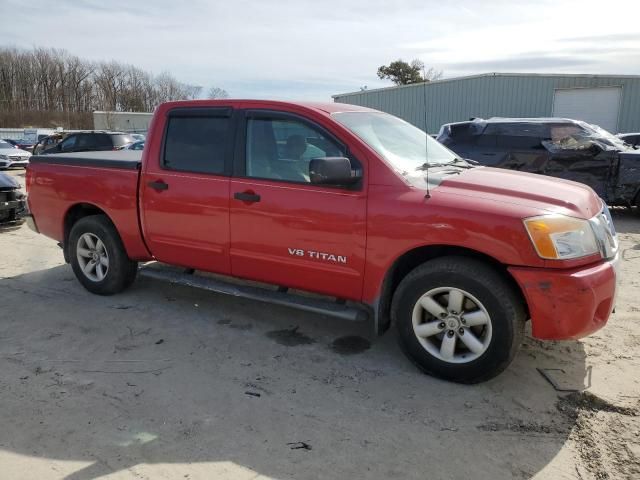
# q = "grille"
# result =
<box><xmin>0</xmin><ymin>189</ymin><xmax>16</xmax><ymax>202</ymax></box>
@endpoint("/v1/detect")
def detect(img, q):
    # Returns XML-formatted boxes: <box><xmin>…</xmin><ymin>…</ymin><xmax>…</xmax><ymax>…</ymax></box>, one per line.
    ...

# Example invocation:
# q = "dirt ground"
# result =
<box><xmin>1</xmin><ymin>168</ymin><xmax>639</xmax><ymax>480</ymax></box>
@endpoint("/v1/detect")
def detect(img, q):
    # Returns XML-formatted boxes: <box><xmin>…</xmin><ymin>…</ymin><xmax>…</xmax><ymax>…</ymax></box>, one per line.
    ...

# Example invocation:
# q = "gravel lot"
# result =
<box><xmin>1</xmin><ymin>168</ymin><xmax>639</xmax><ymax>480</ymax></box>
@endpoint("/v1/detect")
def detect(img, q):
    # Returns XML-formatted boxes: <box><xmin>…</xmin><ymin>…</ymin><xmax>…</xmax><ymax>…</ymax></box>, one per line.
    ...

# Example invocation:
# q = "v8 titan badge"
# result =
<box><xmin>288</xmin><ymin>248</ymin><xmax>347</xmax><ymax>264</ymax></box>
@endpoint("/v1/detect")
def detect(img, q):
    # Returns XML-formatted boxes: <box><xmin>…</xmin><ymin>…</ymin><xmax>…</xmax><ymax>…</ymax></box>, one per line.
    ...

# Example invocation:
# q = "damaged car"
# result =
<box><xmin>0</xmin><ymin>172</ymin><xmax>27</xmax><ymax>226</ymax></box>
<box><xmin>437</xmin><ymin>118</ymin><xmax>640</xmax><ymax>208</ymax></box>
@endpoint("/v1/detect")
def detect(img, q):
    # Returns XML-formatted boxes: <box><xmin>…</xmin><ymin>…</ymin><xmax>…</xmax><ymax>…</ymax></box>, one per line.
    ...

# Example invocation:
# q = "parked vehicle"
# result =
<box><xmin>0</xmin><ymin>140</ymin><xmax>31</xmax><ymax>168</ymax></box>
<box><xmin>437</xmin><ymin>118</ymin><xmax>640</xmax><ymax>208</ymax></box>
<box><xmin>126</xmin><ymin>140</ymin><xmax>145</xmax><ymax>150</ymax></box>
<box><xmin>618</xmin><ymin>132</ymin><xmax>640</xmax><ymax>148</ymax></box>
<box><xmin>33</xmin><ymin>133</ymin><xmax>65</xmax><ymax>155</ymax></box>
<box><xmin>3</xmin><ymin>138</ymin><xmax>35</xmax><ymax>152</ymax></box>
<box><xmin>40</xmin><ymin>131</ymin><xmax>134</xmax><ymax>154</ymax></box>
<box><xmin>26</xmin><ymin>100</ymin><xmax>619</xmax><ymax>383</ymax></box>
<box><xmin>0</xmin><ymin>172</ymin><xmax>26</xmax><ymax>225</ymax></box>
<box><xmin>130</xmin><ymin>133</ymin><xmax>146</xmax><ymax>142</ymax></box>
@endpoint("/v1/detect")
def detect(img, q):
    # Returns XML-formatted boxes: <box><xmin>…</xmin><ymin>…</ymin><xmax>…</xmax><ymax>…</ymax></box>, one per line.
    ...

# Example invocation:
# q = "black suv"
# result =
<box><xmin>41</xmin><ymin>132</ymin><xmax>134</xmax><ymax>155</ymax></box>
<box><xmin>437</xmin><ymin>117</ymin><xmax>640</xmax><ymax>207</ymax></box>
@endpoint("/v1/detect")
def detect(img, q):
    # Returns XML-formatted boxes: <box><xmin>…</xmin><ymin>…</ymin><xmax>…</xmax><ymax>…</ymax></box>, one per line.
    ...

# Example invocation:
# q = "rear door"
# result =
<box><xmin>140</xmin><ymin>107</ymin><xmax>235</xmax><ymax>273</ymax></box>
<box><xmin>228</xmin><ymin>110</ymin><xmax>367</xmax><ymax>300</ymax></box>
<box><xmin>492</xmin><ymin>123</ymin><xmax>549</xmax><ymax>174</ymax></box>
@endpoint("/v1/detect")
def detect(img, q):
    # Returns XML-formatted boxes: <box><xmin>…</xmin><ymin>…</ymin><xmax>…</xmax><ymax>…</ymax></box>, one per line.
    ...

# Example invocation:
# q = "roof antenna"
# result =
<box><xmin>422</xmin><ymin>66</ymin><xmax>431</xmax><ymax>199</ymax></box>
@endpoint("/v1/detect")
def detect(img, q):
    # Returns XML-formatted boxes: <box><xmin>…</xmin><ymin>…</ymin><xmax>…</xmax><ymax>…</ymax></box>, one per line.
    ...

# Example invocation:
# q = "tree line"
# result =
<box><xmin>0</xmin><ymin>46</ymin><xmax>227</xmax><ymax>130</ymax></box>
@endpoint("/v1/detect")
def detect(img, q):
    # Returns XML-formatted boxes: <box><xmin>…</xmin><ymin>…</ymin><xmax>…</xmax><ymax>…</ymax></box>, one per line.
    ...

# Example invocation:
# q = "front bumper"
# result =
<box><xmin>0</xmin><ymin>196</ymin><xmax>27</xmax><ymax>224</ymax></box>
<box><xmin>509</xmin><ymin>255</ymin><xmax>618</xmax><ymax>340</ymax></box>
<box><xmin>0</xmin><ymin>159</ymin><xmax>29</xmax><ymax>168</ymax></box>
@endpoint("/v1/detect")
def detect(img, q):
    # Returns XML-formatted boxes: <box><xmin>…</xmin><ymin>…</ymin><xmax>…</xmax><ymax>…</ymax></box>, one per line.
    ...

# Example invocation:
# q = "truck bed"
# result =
<box><xmin>29</xmin><ymin>150</ymin><xmax>142</xmax><ymax>170</ymax></box>
<box><xmin>26</xmin><ymin>149</ymin><xmax>150</xmax><ymax>261</ymax></box>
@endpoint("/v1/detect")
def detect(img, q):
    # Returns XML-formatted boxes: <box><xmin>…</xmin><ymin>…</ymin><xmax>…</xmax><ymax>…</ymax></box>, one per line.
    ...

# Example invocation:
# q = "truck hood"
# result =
<box><xmin>437</xmin><ymin>166</ymin><xmax>602</xmax><ymax>219</ymax></box>
<box><xmin>0</xmin><ymin>172</ymin><xmax>20</xmax><ymax>189</ymax></box>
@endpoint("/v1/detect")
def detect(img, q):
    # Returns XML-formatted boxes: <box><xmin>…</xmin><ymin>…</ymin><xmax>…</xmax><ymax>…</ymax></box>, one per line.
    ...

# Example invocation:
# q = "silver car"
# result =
<box><xmin>0</xmin><ymin>139</ymin><xmax>31</xmax><ymax>169</ymax></box>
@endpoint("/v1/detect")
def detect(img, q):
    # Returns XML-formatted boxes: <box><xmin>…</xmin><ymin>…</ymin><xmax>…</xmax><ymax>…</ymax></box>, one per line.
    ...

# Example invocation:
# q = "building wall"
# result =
<box><xmin>93</xmin><ymin>111</ymin><xmax>153</xmax><ymax>133</ymax></box>
<box><xmin>333</xmin><ymin>74</ymin><xmax>640</xmax><ymax>134</ymax></box>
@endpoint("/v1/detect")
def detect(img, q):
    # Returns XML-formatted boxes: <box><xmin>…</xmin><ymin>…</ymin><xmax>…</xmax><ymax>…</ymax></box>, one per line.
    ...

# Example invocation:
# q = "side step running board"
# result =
<box><xmin>138</xmin><ymin>265</ymin><xmax>369</xmax><ymax>323</ymax></box>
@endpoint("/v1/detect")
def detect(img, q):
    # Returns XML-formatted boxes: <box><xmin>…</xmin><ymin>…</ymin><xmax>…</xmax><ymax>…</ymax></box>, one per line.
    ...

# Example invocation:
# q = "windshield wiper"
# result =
<box><xmin>415</xmin><ymin>157</ymin><xmax>474</xmax><ymax>171</ymax></box>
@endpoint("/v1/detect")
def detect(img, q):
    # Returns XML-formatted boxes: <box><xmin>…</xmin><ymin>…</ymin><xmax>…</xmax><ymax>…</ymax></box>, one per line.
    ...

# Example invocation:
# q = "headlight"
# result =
<box><xmin>0</xmin><ymin>154</ymin><xmax>7</xmax><ymax>160</ymax></box>
<box><xmin>523</xmin><ymin>215</ymin><xmax>600</xmax><ymax>260</ymax></box>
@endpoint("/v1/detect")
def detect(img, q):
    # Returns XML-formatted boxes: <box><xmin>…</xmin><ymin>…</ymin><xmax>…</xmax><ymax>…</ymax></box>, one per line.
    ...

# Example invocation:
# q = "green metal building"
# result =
<box><xmin>332</xmin><ymin>73</ymin><xmax>640</xmax><ymax>134</ymax></box>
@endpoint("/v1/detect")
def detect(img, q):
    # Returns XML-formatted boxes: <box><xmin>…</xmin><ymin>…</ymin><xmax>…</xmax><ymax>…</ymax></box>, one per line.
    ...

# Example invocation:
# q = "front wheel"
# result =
<box><xmin>392</xmin><ymin>256</ymin><xmax>525</xmax><ymax>383</ymax></box>
<box><xmin>68</xmin><ymin>215</ymin><xmax>138</xmax><ymax>295</ymax></box>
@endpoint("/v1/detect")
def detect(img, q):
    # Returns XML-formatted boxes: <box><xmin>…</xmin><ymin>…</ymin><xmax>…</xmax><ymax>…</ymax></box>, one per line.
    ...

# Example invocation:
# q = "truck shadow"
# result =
<box><xmin>0</xmin><ymin>264</ymin><xmax>590</xmax><ymax>480</ymax></box>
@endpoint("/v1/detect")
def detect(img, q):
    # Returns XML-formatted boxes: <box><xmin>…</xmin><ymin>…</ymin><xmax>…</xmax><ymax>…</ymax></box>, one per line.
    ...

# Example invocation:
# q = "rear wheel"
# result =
<box><xmin>68</xmin><ymin>215</ymin><xmax>138</xmax><ymax>295</ymax></box>
<box><xmin>392</xmin><ymin>256</ymin><xmax>525</xmax><ymax>383</ymax></box>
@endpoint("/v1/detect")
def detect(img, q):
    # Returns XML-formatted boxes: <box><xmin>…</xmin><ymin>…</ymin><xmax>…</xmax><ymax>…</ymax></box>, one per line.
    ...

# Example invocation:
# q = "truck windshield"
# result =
<box><xmin>332</xmin><ymin>112</ymin><xmax>457</xmax><ymax>173</ymax></box>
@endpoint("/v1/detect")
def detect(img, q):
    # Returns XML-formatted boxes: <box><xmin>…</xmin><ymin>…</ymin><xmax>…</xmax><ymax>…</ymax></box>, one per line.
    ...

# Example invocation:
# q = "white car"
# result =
<box><xmin>0</xmin><ymin>140</ymin><xmax>31</xmax><ymax>169</ymax></box>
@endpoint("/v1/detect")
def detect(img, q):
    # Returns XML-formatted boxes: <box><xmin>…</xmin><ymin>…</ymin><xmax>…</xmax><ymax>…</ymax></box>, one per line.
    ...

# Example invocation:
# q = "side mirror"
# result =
<box><xmin>309</xmin><ymin>157</ymin><xmax>361</xmax><ymax>185</ymax></box>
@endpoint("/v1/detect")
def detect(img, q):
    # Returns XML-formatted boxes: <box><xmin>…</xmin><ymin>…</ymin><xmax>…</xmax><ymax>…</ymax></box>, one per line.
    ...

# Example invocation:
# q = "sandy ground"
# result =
<box><xmin>0</xmin><ymin>168</ymin><xmax>639</xmax><ymax>480</ymax></box>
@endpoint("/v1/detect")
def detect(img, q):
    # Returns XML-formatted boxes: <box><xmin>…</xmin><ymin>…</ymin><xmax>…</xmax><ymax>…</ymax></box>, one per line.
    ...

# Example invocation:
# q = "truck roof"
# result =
<box><xmin>448</xmin><ymin>117</ymin><xmax>581</xmax><ymax>126</ymax></box>
<box><xmin>159</xmin><ymin>99</ymin><xmax>376</xmax><ymax>115</ymax></box>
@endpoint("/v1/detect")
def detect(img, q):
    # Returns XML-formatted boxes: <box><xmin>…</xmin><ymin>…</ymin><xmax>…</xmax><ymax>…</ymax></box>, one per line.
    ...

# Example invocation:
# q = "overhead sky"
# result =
<box><xmin>2</xmin><ymin>0</ymin><xmax>638</xmax><ymax>100</ymax></box>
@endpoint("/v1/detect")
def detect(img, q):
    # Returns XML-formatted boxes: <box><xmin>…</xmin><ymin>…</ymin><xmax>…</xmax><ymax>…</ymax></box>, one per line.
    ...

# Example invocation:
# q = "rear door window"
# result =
<box><xmin>75</xmin><ymin>134</ymin><xmax>95</xmax><ymax>149</ymax></box>
<box><xmin>476</xmin><ymin>135</ymin><xmax>497</xmax><ymax>148</ymax></box>
<box><xmin>163</xmin><ymin>110</ymin><xmax>232</xmax><ymax>175</ymax></box>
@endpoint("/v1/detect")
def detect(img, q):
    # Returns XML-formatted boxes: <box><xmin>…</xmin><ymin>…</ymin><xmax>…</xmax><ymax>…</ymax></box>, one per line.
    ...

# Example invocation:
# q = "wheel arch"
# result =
<box><xmin>374</xmin><ymin>244</ymin><xmax>528</xmax><ymax>335</ymax></box>
<box><xmin>62</xmin><ymin>203</ymin><xmax>113</xmax><ymax>262</ymax></box>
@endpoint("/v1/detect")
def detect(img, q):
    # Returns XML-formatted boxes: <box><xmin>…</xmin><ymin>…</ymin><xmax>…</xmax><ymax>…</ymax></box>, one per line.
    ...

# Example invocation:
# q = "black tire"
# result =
<box><xmin>391</xmin><ymin>256</ymin><xmax>525</xmax><ymax>384</ymax></box>
<box><xmin>68</xmin><ymin>215</ymin><xmax>138</xmax><ymax>295</ymax></box>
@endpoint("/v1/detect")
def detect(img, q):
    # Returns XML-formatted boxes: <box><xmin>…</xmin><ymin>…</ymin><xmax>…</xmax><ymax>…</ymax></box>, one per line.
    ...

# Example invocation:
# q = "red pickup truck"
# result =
<box><xmin>25</xmin><ymin>100</ymin><xmax>619</xmax><ymax>383</ymax></box>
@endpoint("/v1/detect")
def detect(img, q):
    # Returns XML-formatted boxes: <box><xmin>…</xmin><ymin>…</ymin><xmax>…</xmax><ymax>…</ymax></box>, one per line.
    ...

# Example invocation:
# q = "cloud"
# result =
<box><xmin>0</xmin><ymin>0</ymin><xmax>637</xmax><ymax>100</ymax></box>
<box><xmin>446</xmin><ymin>55</ymin><xmax>596</xmax><ymax>71</ymax></box>
<box><xmin>559</xmin><ymin>33</ymin><xmax>640</xmax><ymax>43</ymax></box>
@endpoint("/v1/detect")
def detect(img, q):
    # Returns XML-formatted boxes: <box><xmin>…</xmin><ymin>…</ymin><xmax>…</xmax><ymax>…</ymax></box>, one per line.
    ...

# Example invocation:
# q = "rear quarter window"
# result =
<box><xmin>111</xmin><ymin>134</ymin><xmax>134</xmax><ymax>147</ymax></box>
<box><xmin>92</xmin><ymin>134</ymin><xmax>113</xmax><ymax>147</ymax></box>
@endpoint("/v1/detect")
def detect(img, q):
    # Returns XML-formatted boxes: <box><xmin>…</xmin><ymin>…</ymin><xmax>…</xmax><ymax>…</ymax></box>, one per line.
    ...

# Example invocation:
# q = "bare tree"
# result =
<box><xmin>207</xmin><ymin>87</ymin><xmax>229</xmax><ymax>99</ymax></box>
<box><xmin>0</xmin><ymin>46</ymin><xmax>219</xmax><ymax>128</ymax></box>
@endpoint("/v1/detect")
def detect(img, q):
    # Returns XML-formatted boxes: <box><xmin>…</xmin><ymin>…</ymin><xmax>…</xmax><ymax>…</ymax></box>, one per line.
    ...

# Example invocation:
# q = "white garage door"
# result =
<box><xmin>552</xmin><ymin>86</ymin><xmax>622</xmax><ymax>133</ymax></box>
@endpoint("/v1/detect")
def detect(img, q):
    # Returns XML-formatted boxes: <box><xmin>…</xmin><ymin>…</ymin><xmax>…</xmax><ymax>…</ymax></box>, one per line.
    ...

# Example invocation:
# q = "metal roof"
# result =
<box><xmin>333</xmin><ymin>72</ymin><xmax>640</xmax><ymax>98</ymax></box>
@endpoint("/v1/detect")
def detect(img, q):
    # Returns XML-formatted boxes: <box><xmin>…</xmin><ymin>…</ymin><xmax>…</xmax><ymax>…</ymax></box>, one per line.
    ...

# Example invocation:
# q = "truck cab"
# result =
<box><xmin>25</xmin><ymin>100</ymin><xmax>619</xmax><ymax>383</ymax></box>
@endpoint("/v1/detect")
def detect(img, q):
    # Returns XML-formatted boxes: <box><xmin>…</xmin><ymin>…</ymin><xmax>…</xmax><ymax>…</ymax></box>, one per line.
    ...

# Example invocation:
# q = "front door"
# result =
<box><xmin>543</xmin><ymin>123</ymin><xmax>612</xmax><ymax>199</ymax></box>
<box><xmin>140</xmin><ymin>107</ymin><xmax>235</xmax><ymax>273</ymax></box>
<box><xmin>229</xmin><ymin>111</ymin><xmax>367</xmax><ymax>300</ymax></box>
